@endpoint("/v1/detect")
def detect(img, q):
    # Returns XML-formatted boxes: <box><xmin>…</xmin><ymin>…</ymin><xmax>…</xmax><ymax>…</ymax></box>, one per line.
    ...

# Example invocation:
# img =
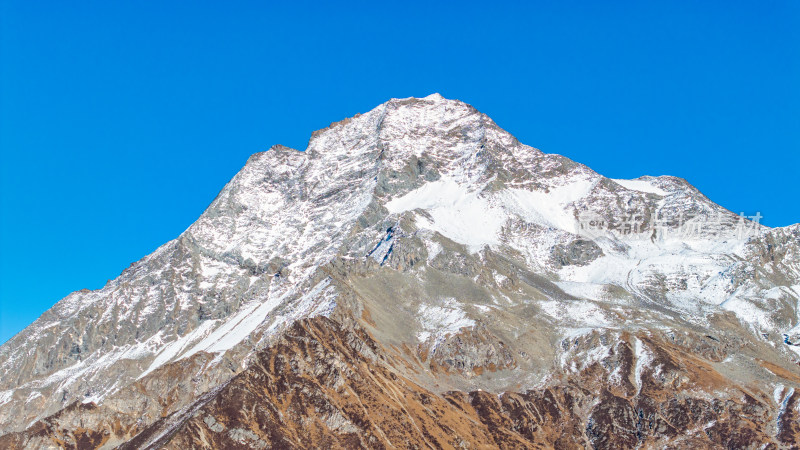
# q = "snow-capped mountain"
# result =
<box><xmin>2</xmin><ymin>94</ymin><xmax>800</xmax><ymax>448</ymax></box>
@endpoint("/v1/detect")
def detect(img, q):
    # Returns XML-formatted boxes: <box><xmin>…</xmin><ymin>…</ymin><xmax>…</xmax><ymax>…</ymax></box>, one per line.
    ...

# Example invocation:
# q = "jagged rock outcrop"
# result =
<box><xmin>1</xmin><ymin>94</ymin><xmax>799</xmax><ymax>448</ymax></box>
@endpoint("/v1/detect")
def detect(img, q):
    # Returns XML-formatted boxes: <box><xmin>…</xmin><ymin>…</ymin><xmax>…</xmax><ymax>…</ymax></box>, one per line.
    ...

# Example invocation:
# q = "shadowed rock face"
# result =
<box><xmin>2</xmin><ymin>95</ymin><xmax>800</xmax><ymax>448</ymax></box>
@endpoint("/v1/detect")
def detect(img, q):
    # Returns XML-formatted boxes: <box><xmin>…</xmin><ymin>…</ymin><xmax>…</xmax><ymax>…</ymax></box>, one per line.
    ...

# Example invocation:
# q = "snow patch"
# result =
<box><xmin>25</xmin><ymin>391</ymin><xmax>42</xmax><ymax>404</ymax></box>
<box><xmin>0</xmin><ymin>390</ymin><xmax>12</xmax><ymax>407</ymax></box>
<box><xmin>538</xmin><ymin>300</ymin><xmax>612</xmax><ymax>327</ymax></box>
<box><xmin>185</xmin><ymin>278</ymin><xmax>336</xmax><ymax>358</ymax></box>
<box><xmin>386</xmin><ymin>176</ymin><xmax>596</xmax><ymax>252</ymax></box>
<box><xmin>633</xmin><ymin>337</ymin><xmax>654</xmax><ymax>393</ymax></box>
<box><xmin>501</xmin><ymin>178</ymin><xmax>595</xmax><ymax>231</ymax></box>
<box><xmin>417</xmin><ymin>298</ymin><xmax>475</xmax><ymax>348</ymax></box>
<box><xmin>612</xmin><ymin>178</ymin><xmax>668</xmax><ymax>196</ymax></box>
<box><xmin>139</xmin><ymin>320</ymin><xmax>219</xmax><ymax>379</ymax></box>
<box><xmin>424</xmin><ymin>239</ymin><xmax>443</xmax><ymax>262</ymax></box>
<box><xmin>387</xmin><ymin>177</ymin><xmax>505</xmax><ymax>252</ymax></box>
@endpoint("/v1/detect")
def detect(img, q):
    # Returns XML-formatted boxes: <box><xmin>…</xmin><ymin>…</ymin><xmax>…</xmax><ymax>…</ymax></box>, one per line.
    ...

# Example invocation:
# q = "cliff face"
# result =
<box><xmin>2</xmin><ymin>94</ymin><xmax>800</xmax><ymax>449</ymax></box>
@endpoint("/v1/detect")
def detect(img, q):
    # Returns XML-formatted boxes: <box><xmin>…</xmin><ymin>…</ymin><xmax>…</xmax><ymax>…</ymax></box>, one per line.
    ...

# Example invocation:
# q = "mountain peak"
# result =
<box><xmin>307</xmin><ymin>93</ymin><xmax>481</xmax><ymax>149</ymax></box>
<box><xmin>421</xmin><ymin>92</ymin><xmax>446</xmax><ymax>101</ymax></box>
<box><xmin>2</xmin><ymin>97</ymin><xmax>799</xmax><ymax>448</ymax></box>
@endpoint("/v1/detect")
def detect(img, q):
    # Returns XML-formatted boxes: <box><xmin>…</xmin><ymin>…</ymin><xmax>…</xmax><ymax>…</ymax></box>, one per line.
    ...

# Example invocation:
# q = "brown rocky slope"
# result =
<box><xmin>5</xmin><ymin>313</ymin><xmax>798</xmax><ymax>449</ymax></box>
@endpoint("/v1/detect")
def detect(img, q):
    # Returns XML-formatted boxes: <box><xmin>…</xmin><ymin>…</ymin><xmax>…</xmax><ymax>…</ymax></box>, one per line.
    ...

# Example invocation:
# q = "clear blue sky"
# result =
<box><xmin>1</xmin><ymin>1</ymin><xmax>798</xmax><ymax>343</ymax></box>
